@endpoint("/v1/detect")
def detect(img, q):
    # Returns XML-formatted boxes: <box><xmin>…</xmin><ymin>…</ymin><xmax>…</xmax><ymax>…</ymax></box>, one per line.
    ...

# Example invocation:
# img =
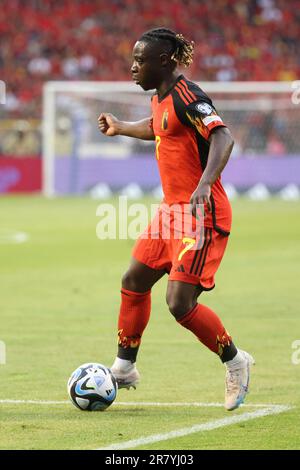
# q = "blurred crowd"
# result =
<box><xmin>1</xmin><ymin>0</ymin><xmax>300</xmax><ymax>119</ymax></box>
<box><xmin>0</xmin><ymin>0</ymin><xmax>299</xmax><ymax>157</ymax></box>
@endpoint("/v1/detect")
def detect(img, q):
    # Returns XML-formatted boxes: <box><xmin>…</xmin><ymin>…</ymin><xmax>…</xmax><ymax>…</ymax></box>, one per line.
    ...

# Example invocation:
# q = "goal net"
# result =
<box><xmin>42</xmin><ymin>81</ymin><xmax>299</xmax><ymax>197</ymax></box>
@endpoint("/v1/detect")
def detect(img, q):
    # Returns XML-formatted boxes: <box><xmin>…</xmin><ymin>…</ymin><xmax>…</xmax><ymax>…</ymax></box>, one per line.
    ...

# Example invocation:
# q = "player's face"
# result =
<box><xmin>131</xmin><ymin>41</ymin><xmax>163</xmax><ymax>91</ymax></box>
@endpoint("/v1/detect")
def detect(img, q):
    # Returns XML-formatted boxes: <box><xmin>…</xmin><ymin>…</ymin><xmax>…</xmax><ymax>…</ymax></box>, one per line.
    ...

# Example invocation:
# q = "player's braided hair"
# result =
<box><xmin>139</xmin><ymin>28</ymin><xmax>194</xmax><ymax>67</ymax></box>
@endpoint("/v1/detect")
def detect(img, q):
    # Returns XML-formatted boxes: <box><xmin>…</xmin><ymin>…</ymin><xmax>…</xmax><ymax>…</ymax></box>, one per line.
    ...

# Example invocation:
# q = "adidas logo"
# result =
<box><xmin>175</xmin><ymin>265</ymin><xmax>185</xmax><ymax>272</ymax></box>
<box><xmin>106</xmin><ymin>389</ymin><xmax>113</xmax><ymax>396</ymax></box>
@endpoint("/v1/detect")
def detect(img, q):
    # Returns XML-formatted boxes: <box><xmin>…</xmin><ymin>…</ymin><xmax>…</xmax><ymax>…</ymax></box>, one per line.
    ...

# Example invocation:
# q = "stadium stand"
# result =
<box><xmin>1</xmin><ymin>0</ymin><xmax>300</xmax><ymax>122</ymax></box>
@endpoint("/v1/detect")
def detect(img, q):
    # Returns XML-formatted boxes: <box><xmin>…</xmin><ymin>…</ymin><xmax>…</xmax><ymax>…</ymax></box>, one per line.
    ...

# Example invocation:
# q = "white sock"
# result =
<box><xmin>225</xmin><ymin>349</ymin><xmax>245</xmax><ymax>370</ymax></box>
<box><xmin>111</xmin><ymin>357</ymin><xmax>135</xmax><ymax>371</ymax></box>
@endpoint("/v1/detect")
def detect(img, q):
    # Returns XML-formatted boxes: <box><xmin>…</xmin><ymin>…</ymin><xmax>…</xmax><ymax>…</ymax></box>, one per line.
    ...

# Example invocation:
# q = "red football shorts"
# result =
<box><xmin>132</xmin><ymin>208</ymin><xmax>229</xmax><ymax>290</ymax></box>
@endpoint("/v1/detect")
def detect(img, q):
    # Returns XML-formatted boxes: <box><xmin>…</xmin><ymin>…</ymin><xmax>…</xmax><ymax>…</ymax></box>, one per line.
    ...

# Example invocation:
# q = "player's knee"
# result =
<box><xmin>166</xmin><ymin>294</ymin><xmax>194</xmax><ymax>320</ymax></box>
<box><xmin>121</xmin><ymin>269</ymin><xmax>142</xmax><ymax>292</ymax></box>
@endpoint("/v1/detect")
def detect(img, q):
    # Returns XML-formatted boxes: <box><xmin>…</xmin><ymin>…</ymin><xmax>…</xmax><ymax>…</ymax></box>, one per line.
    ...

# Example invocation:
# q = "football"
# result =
<box><xmin>67</xmin><ymin>363</ymin><xmax>117</xmax><ymax>411</ymax></box>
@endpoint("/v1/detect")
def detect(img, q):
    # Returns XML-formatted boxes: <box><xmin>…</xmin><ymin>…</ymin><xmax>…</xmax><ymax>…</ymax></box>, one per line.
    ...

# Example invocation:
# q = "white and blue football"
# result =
<box><xmin>67</xmin><ymin>363</ymin><xmax>117</xmax><ymax>411</ymax></box>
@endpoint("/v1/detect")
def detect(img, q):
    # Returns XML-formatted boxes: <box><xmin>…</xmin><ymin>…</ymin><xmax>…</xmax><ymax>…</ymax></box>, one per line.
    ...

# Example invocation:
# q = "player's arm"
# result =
<box><xmin>98</xmin><ymin>113</ymin><xmax>155</xmax><ymax>140</ymax></box>
<box><xmin>190</xmin><ymin>127</ymin><xmax>234</xmax><ymax>216</ymax></box>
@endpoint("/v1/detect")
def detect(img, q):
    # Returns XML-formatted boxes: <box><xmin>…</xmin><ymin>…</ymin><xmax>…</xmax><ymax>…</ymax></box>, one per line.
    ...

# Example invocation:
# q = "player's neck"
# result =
<box><xmin>156</xmin><ymin>72</ymin><xmax>181</xmax><ymax>99</ymax></box>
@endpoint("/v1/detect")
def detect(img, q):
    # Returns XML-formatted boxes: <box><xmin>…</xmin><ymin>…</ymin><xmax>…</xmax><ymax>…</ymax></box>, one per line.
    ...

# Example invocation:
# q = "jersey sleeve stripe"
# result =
<box><xmin>176</xmin><ymin>81</ymin><xmax>195</xmax><ymax>104</ymax></box>
<box><xmin>180</xmin><ymin>79</ymin><xmax>197</xmax><ymax>101</ymax></box>
<box><xmin>174</xmin><ymin>85</ymin><xmax>191</xmax><ymax>106</ymax></box>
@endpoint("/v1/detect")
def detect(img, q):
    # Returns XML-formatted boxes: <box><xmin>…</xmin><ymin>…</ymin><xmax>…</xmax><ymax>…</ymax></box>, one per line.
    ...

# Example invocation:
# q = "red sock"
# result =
<box><xmin>117</xmin><ymin>288</ymin><xmax>151</xmax><ymax>361</ymax></box>
<box><xmin>178</xmin><ymin>304</ymin><xmax>233</xmax><ymax>356</ymax></box>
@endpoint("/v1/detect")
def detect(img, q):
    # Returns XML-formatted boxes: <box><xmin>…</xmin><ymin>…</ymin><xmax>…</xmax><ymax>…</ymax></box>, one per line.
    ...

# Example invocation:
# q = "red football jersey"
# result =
<box><xmin>151</xmin><ymin>75</ymin><xmax>232</xmax><ymax>235</ymax></box>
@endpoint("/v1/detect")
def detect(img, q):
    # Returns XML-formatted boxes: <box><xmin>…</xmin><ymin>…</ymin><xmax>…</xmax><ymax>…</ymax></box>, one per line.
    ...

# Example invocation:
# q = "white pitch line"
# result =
<box><xmin>114</xmin><ymin>401</ymin><xmax>276</xmax><ymax>408</ymax></box>
<box><xmin>0</xmin><ymin>399</ymin><xmax>69</xmax><ymax>405</ymax></box>
<box><xmin>0</xmin><ymin>399</ymin><xmax>285</xmax><ymax>408</ymax></box>
<box><xmin>0</xmin><ymin>230</ymin><xmax>29</xmax><ymax>244</ymax></box>
<box><xmin>97</xmin><ymin>405</ymin><xmax>292</xmax><ymax>450</ymax></box>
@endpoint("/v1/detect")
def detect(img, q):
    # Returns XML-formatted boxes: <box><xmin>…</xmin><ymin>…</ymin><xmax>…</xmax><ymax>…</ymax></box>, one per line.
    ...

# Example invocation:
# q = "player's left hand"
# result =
<box><xmin>190</xmin><ymin>182</ymin><xmax>212</xmax><ymax>218</ymax></box>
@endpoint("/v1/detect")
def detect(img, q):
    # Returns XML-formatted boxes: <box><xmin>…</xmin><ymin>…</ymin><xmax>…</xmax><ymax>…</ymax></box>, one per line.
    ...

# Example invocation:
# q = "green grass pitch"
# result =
<box><xmin>0</xmin><ymin>195</ymin><xmax>299</xmax><ymax>450</ymax></box>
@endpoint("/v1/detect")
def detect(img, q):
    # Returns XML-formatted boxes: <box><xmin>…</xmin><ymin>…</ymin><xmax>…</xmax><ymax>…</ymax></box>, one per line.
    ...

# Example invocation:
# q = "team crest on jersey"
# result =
<box><xmin>161</xmin><ymin>109</ymin><xmax>169</xmax><ymax>130</ymax></box>
<box><xmin>195</xmin><ymin>102</ymin><xmax>214</xmax><ymax>116</ymax></box>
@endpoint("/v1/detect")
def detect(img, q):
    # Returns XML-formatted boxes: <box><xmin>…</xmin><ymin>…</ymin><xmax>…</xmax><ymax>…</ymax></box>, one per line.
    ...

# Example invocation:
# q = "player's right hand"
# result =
<box><xmin>98</xmin><ymin>113</ymin><xmax>120</xmax><ymax>136</ymax></box>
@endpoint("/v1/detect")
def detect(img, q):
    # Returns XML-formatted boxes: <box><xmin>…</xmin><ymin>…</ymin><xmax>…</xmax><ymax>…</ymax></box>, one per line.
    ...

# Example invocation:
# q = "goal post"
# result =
<box><xmin>42</xmin><ymin>81</ymin><xmax>143</xmax><ymax>197</ymax></box>
<box><xmin>42</xmin><ymin>81</ymin><xmax>298</xmax><ymax>197</ymax></box>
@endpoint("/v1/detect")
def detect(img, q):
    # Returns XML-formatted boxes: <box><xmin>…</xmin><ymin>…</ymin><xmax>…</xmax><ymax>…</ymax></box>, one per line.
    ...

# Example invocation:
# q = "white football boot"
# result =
<box><xmin>111</xmin><ymin>358</ymin><xmax>140</xmax><ymax>390</ymax></box>
<box><xmin>224</xmin><ymin>350</ymin><xmax>255</xmax><ymax>411</ymax></box>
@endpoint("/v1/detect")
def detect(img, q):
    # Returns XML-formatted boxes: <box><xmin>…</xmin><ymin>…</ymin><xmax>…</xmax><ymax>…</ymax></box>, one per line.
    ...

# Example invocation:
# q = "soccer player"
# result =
<box><xmin>98</xmin><ymin>28</ymin><xmax>254</xmax><ymax>411</ymax></box>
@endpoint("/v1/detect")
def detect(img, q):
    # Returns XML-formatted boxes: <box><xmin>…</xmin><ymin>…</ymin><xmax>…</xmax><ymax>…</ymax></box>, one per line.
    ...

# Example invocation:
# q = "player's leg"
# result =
<box><xmin>111</xmin><ymin>257</ymin><xmax>166</xmax><ymax>389</ymax></box>
<box><xmin>111</xmin><ymin>207</ymin><xmax>170</xmax><ymax>389</ymax></box>
<box><xmin>166</xmin><ymin>280</ymin><xmax>254</xmax><ymax>410</ymax></box>
<box><xmin>168</xmin><ymin>228</ymin><xmax>254</xmax><ymax>410</ymax></box>
<box><xmin>166</xmin><ymin>280</ymin><xmax>238</xmax><ymax>360</ymax></box>
<box><xmin>117</xmin><ymin>256</ymin><xmax>166</xmax><ymax>360</ymax></box>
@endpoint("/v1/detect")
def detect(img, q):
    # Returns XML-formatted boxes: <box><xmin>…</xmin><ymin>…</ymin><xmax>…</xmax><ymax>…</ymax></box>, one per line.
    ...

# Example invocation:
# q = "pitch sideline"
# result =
<box><xmin>0</xmin><ymin>399</ymin><xmax>293</xmax><ymax>450</ymax></box>
<box><xmin>0</xmin><ymin>399</ymin><xmax>289</xmax><ymax>408</ymax></box>
<box><xmin>97</xmin><ymin>405</ymin><xmax>292</xmax><ymax>450</ymax></box>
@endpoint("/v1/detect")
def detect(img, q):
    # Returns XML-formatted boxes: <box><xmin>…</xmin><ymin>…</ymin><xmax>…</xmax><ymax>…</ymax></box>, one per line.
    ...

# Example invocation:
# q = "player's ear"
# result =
<box><xmin>160</xmin><ymin>53</ymin><xmax>169</xmax><ymax>67</ymax></box>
